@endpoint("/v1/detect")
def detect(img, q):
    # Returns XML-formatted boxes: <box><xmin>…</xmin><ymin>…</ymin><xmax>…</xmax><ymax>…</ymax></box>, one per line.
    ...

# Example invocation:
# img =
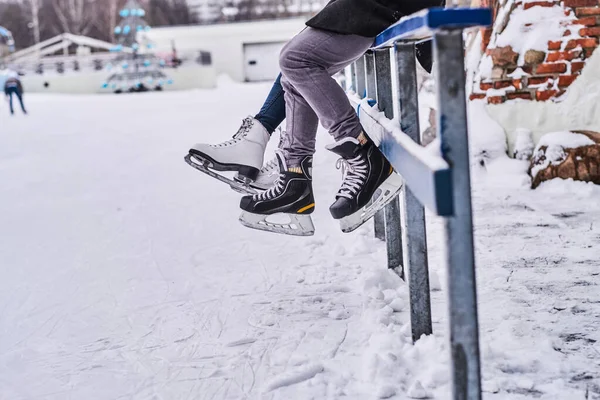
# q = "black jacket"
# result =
<box><xmin>306</xmin><ymin>0</ymin><xmax>444</xmax><ymax>38</ymax></box>
<box><xmin>4</xmin><ymin>78</ymin><xmax>23</xmax><ymax>94</ymax></box>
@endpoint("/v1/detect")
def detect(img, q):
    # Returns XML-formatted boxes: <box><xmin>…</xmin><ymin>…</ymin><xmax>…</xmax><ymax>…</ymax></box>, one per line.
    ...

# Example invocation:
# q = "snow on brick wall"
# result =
<box><xmin>470</xmin><ymin>0</ymin><xmax>600</xmax><ymax>104</ymax></box>
<box><xmin>485</xmin><ymin>48</ymin><xmax>600</xmax><ymax>154</ymax></box>
<box><xmin>467</xmin><ymin>0</ymin><xmax>600</xmax><ymax>155</ymax></box>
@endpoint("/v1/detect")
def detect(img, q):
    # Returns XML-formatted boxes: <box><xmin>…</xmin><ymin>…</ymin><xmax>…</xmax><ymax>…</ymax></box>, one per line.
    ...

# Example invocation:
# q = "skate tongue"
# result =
<box><xmin>275</xmin><ymin>150</ymin><xmax>288</xmax><ymax>173</ymax></box>
<box><xmin>326</xmin><ymin>137</ymin><xmax>362</xmax><ymax>159</ymax></box>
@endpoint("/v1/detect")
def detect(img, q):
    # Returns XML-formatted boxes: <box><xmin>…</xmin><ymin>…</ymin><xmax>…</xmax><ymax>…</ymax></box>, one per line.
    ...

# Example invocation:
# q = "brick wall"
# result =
<box><xmin>471</xmin><ymin>0</ymin><xmax>600</xmax><ymax>104</ymax></box>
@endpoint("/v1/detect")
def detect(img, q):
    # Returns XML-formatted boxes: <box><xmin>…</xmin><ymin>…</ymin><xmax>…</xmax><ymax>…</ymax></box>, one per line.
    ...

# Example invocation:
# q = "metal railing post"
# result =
<box><xmin>395</xmin><ymin>42</ymin><xmax>433</xmax><ymax>341</ymax></box>
<box><xmin>350</xmin><ymin>63</ymin><xmax>357</xmax><ymax>94</ymax></box>
<box><xmin>365</xmin><ymin>51</ymin><xmax>386</xmax><ymax>241</ymax></box>
<box><xmin>433</xmin><ymin>30</ymin><xmax>482</xmax><ymax>400</ymax></box>
<box><xmin>375</xmin><ymin>48</ymin><xmax>403</xmax><ymax>274</ymax></box>
<box><xmin>356</xmin><ymin>56</ymin><xmax>366</xmax><ymax>99</ymax></box>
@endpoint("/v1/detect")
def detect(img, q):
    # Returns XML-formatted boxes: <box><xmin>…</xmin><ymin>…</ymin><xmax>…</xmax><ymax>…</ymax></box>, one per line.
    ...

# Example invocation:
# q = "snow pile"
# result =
<box><xmin>513</xmin><ymin>128</ymin><xmax>535</xmax><ymax>160</ymax></box>
<box><xmin>355</xmin><ymin>268</ymin><xmax>449</xmax><ymax>398</ymax></box>
<box><xmin>468</xmin><ymin>100</ymin><xmax>509</xmax><ymax>167</ymax></box>
<box><xmin>530</xmin><ymin>131</ymin><xmax>595</xmax><ymax>178</ymax></box>
<box><xmin>535</xmin><ymin>130</ymin><xmax>595</xmax><ymax>150</ymax></box>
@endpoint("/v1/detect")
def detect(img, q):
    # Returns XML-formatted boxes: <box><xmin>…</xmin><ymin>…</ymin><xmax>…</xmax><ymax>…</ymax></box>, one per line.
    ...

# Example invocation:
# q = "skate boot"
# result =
<box><xmin>239</xmin><ymin>151</ymin><xmax>315</xmax><ymax>236</ymax></box>
<box><xmin>248</xmin><ymin>154</ymin><xmax>280</xmax><ymax>190</ymax></box>
<box><xmin>234</xmin><ymin>127</ymin><xmax>288</xmax><ymax>191</ymax></box>
<box><xmin>186</xmin><ymin>116</ymin><xmax>269</xmax><ymax>194</ymax></box>
<box><xmin>328</xmin><ymin>133</ymin><xmax>402</xmax><ymax>233</ymax></box>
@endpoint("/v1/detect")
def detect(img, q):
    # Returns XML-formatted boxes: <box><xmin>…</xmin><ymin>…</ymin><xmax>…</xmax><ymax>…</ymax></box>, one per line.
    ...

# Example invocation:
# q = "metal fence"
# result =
<box><xmin>345</xmin><ymin>8</ymin><xmax>492</xmax><ymax>400</ymax></box>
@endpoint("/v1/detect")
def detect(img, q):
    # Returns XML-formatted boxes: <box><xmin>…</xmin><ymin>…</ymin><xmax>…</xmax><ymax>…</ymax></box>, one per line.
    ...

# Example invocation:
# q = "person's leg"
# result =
<box><xmin>278</xmin><ymin>28</ymin><xmax>374</xmax><ymax>166</ymax></box>
<box><xmin>279</xmin><ymin>28</ymin><xmax>400</xmax><ymax>228</ymax></box>
<box><xmin>254</xmin><ymin>73</ymin><xmax>286</xmax><ymax>135</ymax></box>
<box><xmin>7</xmin><ymin>90</ymin><xmax>14</xmax><ymax>115</ymax></box>
<box><xmin>16</xmin><ymin>89</ymin><xmax>26</xmax><ymax>113</ymax></box>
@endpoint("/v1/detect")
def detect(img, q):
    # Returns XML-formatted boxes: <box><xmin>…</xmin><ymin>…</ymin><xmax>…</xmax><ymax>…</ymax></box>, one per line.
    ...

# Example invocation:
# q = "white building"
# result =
<box><xmin>145</xmin><ymin>18</ymin><xmax>307</xmax><ymax>83</ymax></box>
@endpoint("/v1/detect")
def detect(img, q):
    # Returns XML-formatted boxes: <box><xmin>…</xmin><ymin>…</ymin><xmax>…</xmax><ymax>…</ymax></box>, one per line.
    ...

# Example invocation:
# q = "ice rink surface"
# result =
<box><xmin>1</xmin><ymin>81</ymin><xmax>599</xmax><ymax>399</ymax></box>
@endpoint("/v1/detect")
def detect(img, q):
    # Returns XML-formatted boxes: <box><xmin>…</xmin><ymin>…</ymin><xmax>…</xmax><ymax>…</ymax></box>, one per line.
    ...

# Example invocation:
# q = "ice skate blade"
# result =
<box><xmin>233</xmin><ymin>174</ymin><xmax>273</xmax><ymax>191</ymax></box>
<box><xmin>239</xmin><ymin>211</ymin><xmax>315</xmax><ymax>236</ymax></box>
<box><xmin>339</xmin><ymin>173</ymin><xmax>403</xmax><ymax>233</ymax></box>
<box><xmin>185</xmin><ymin>154</ymin><xmax>259</xmax><ymax>195</ymax></box>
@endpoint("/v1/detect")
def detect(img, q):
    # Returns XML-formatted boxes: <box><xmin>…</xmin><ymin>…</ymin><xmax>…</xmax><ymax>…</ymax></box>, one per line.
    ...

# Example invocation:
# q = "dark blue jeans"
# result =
<box><xmin>254</xmin><ymin>73</ymin><xmax>286</xmax><ymax>135</ymax></box>
<box><xmin>6</xmin><ymin>87</ymin><xmax>26</xmax><ymax>115</ymax></box>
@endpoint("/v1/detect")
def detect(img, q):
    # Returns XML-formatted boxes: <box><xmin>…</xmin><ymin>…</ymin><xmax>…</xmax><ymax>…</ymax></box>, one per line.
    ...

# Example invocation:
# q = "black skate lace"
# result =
<box><xmin>254</xmin><ymin>174</ymin><xmax>285</xmax><ymax>201</ymax></box>
<box><xmin>336</xmin><ymin>156</ymin><xmax>368</xmax><ymax>199</ymax></box>
<box><xmin>213</xmin><ymin>116</ymin><xmax>253</xmax><ymax>148</ymax></box>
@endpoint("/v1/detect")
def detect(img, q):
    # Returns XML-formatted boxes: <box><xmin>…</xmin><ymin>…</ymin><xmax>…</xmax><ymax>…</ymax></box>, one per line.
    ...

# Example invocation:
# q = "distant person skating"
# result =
<box><xmin>4</xmin><ymin>71</ymin><xmax>27</xmax><ymax>116</ymax></box>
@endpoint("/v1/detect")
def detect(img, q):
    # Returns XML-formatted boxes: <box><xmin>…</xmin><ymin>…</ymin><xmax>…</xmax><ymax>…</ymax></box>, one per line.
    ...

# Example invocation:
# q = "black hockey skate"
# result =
<box><xmin>239</xmin><ymin>152</ymin><xmax>315</xmax><ymax>236</ymax></box>
<box><xmin>328</xmin><ymin>134</ymin><xmax>402</xmax><ymax>233</ymax></box>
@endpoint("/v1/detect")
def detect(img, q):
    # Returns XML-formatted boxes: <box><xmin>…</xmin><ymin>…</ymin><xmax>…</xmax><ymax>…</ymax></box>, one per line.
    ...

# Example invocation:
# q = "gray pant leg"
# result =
<box><xmin>279</xmin><ymin>27</ymin><xmax>374</xmax><ymax>166</ymax></box>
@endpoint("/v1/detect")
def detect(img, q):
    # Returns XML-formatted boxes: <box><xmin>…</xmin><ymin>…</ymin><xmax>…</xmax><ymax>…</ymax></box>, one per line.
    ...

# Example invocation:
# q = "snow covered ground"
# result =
<box><xmin>0</xmin><ymin>80</ymin><xmax>599</xmax><ymax>399</ymax></box>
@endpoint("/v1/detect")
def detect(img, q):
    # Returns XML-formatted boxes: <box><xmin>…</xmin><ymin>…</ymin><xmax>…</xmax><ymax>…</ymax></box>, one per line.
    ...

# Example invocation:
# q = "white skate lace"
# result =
<box><xmin>212</xmin><ymin>116</ymin><xmax>253</xmax><ymax>148</ymax></box>
<box><xmin>335</xmin><ymin>155</ymin><xmax>368</xmax><ymax>199</ymax></box>
<box><xmin>260</xmin><ymin>156</ymin><xmax>279</xmax><ymax>174</ymax></box>
<box><xmin>253</xmin><ymin>174</ymin><xmax>285</xmax><ymax>201</ymax></box>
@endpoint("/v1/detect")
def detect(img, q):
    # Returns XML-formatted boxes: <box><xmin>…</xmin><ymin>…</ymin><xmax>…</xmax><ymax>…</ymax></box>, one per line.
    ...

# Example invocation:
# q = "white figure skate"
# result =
<box><xmin>186</xmin><ymin>116</ymin><xmax>269</xmax><ymax>195</ymax></box>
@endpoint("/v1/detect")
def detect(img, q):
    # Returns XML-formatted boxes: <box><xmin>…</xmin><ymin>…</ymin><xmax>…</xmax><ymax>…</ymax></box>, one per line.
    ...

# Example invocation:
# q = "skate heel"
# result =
<box><xmin>238</xmin><ymin>165</ymin><xmax>260</xmax><ymax>182</ymax></box>
<box><xmin>339</xmin><ymin>173</ymin><xmax>403</xmax><ymax>233</ymax></box>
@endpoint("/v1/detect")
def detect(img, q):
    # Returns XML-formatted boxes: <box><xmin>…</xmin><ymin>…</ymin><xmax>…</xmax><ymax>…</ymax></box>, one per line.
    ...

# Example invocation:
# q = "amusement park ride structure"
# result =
<box><xmin>0</xmin><ymin>0</ymin><xmax>183</xmax><ymax>94</ymax></box>
<box><xmin>0</xmin><ymin>25</ymin><xmax>15</xmax><ymax>60</ymax></box>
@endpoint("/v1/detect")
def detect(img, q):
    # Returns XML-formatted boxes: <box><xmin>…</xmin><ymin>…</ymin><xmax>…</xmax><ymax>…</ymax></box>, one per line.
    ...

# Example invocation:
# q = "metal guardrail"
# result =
<box><xmin>6</xmin><ymin>49</ymin><xmax>212</xmax><ymax>76</ymax></box>
<box><xmin>346</xmin><ymin>7</ymin><xmax>491</xmax><ymax>400</ymax></box>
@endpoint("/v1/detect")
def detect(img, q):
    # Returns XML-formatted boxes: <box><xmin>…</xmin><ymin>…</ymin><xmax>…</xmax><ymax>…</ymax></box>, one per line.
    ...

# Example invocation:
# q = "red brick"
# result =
<box><xmin>563</xmin><ymin>0</ymin><xmax>596</xmax><ymax>7</ymax></box>
<box><xmin>494</xmin><ymin>80</ymin><xmax>514</xmax><ymax>89</ymax></box>
<box><xmin>536</xmin><ymin>63</ymin><xmax>568</xmax><ymax>74</ymax></box>
<box><xmin>488</xmin><ymin>46</ymin><xmax>519</xmax><ymax>66</ymax></box>
<box><xmin>481</xmin><ymin>27</ymin><xmax>493</xmax><ymax>52</ymax></box>
<box><xmin>528</xmin><ymin>76</ymin><xmax>552</xmax><ymax>85</ymax></box>
<box><xmin>571</xmin><ymin>61</ymin><xmax>586</xmax><ymax>73</ymax></box>
<box><xmin>558</xmin><ymin>75</ymin><xmax>579</xmax><ymax>86</ymax></box>
<box><xmin>507</xmin><ymin>91</ymin><xmax>533</xmax><ymax>100</ymax></box>
<box><xmin>565</xmin><ymin>38</ymin><xmax>598</xmax><ymax>49</ymax></box>
<box><xmin>480</xmin><ymin>81</ymin><xmax>494</xmax><ymax>90</ymax></box>
<box><xmin>546</xmin><ymin>50</ymin><xmax>583</xmax><ymax>61</ymax></box>
<box><xmin>513</xmin><ymin>79</ymin><xmax>524</xmax><ymax>89</ymax></box>
<box><xmin>563</xmin><ymin>29</ymin><xmax>572</xmax><ymax>37</ymax></box>
<box><xmin>524</xmin><ymin>1</ymin><xmax>556</xmax><ymax>8</ymax></box>
<box><xmin>573</xmin><ymin>17</ymin><xmax>598</xmax><ymax>26</ymax></box>
<box><xmin>565</xmin><ymin>9</ymin><xmax>573</xmax><ymax>17</ymax></box>
<box><xmin>469</xmin><ymin>93</ymin><xmax>487</xmax><ymax>100</ymax></box>
<box><xmin>548</xmin><ymin>40</ymin><xmax>562</xmax><ymax>50</ymax></box>
<box><xmin>584</xmin><ymin>47</ymin><xmax>596</xmax><ymax>57</ymax></box>
<box><xmin>522</xmin><ymin>65</ymin><xmax>534</xmax><ymax>74</ymax></box>
<box><xmin>488</xmin><ymin>95</ymin><xmax>505</xmax><ymax>104</ymax></box>
<box><xmin>580</xmin><ymin>27</ymin><xmax>600</xmax><ymax>36</ymax></box>
<box><xmin>575</xmin><ymin>7</ymin><xmax>600</xmax><ymax>17</ymax></box>
<box><xmin>536</xmin><ymin>90</ymin><xmax>559</xmax><ymax>101</ymax></box>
